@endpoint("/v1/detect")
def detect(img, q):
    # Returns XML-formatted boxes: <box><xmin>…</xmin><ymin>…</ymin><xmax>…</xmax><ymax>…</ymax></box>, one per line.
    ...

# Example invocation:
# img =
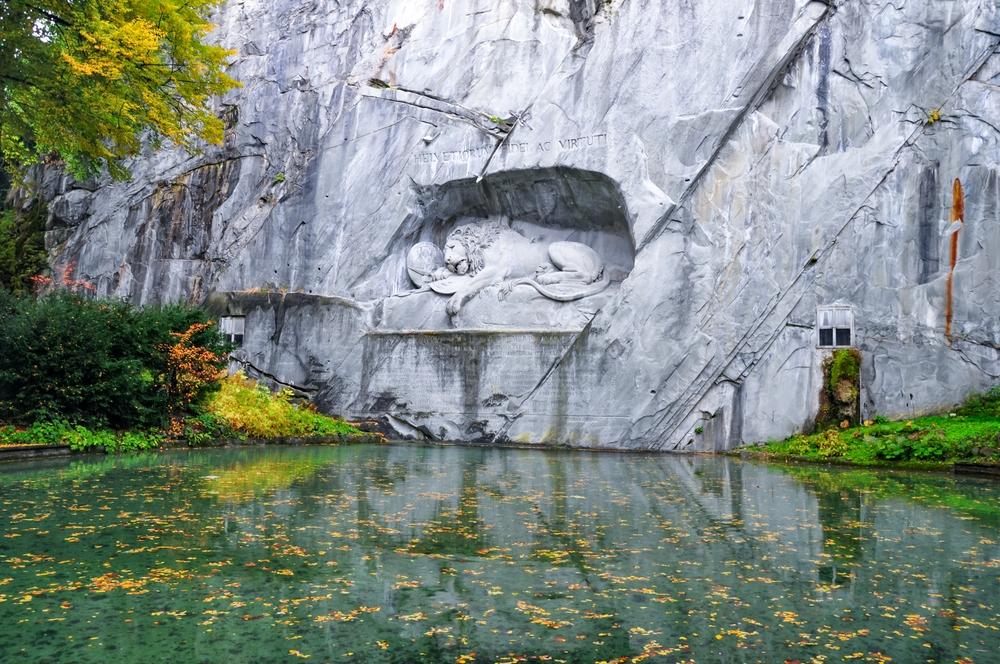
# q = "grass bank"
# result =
<box><xmin>0</xmin><ymin>290</ymin><xmax>367</xmax><ymax>454</ymax></box>
<box><xmin>182</xmin><ymin>373</ymin><xmax>362</xmax><ymax>444</ymax></box>
<box><xmin>741</xmin><ymin>387</ymin><xmax>1000</xmax><ymax>469</ymax></box>
<box><xmin>1</xmin><ymin>373</ymin><xmax>366</xmax><ymax>454</ymax></box>
<box><xmin>0</xmin><ymin>373</ymin><xmax>366</xmax><ymax>453</ymax></box>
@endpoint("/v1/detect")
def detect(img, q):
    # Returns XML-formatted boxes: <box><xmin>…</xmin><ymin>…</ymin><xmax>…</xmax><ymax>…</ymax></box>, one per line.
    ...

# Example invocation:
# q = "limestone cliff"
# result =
<box><xmin>29</xmin><ymin>0</ymin><xmax>1000</xmax><ymax>449</ymax></box>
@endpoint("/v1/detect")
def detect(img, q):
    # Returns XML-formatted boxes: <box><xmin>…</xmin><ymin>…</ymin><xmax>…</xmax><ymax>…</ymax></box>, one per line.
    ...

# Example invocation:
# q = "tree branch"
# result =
<box><xmin>15</xmin><ymin>2</ymin><xmax>73</xmax><ymax>27</ymax></box>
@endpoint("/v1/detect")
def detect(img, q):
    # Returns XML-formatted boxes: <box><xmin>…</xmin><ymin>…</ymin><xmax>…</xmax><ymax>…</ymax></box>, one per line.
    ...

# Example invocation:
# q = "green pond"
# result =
<box><xmin>0</xmin><ymin>445</ymin><xmax>998</xmax><ymax>663</ymax></box>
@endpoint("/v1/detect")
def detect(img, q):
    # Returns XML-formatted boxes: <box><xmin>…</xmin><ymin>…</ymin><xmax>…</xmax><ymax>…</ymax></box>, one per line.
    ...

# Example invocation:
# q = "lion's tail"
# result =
<box><xmin>522</xmin><ymin>271</ymin><xmax>611</xmax><ymax>302</ymax></box>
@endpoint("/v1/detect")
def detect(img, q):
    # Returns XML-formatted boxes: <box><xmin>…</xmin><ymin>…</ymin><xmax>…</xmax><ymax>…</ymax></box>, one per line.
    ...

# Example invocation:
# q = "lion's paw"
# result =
<box><xmin>446</xmin><ymin>295</ymin><xmax>462</xmax><ymax>316</ymax></box>
<box><xmin>536</xmin><ymin>272</ymin><xmax>563</xmax><ymax>285</ymax></box>
<box><xmin>431</xmin><ymin>267</ymin><xmax>453</xmax><ymax>281</ymax></box>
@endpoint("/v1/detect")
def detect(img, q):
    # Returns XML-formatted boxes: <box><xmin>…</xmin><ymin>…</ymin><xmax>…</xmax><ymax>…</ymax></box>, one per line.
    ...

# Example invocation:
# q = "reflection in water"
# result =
<box><xmin>0</xmin><ymin>445</ymin><xmax>997</xmax><ymax>663</ymax></box>
<box><xmin>815</xmin><ymin>484</ymin><xmax>864</xmax><ymax>587</ymax></box>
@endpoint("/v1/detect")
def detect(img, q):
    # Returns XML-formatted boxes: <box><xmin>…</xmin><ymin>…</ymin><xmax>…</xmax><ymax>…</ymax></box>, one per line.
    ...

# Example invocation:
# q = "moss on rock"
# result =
<box><xmin>817</xmin><ymin>348</ymin><xmax>862</xmax><ymax>430</ymax></box>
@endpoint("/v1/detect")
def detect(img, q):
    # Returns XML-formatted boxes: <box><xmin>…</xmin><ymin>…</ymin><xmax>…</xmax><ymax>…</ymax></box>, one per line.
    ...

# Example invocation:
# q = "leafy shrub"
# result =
<box><xmin>0</xmin><ymin>420</ymin><xmax>161</xmax><ymax>452</ymax></box>
<box><xmin>182</xmin><ymin>411</ymin><xmax>239</xmax><ymax>446</ymax></box>
<box><xmin>106</xmin><ymin>431</ymin><xmax>162</xmax><ymax>453</ymax></box>
<box><xmin>956</xmin><ymin>386</ymin><xmax>1000</xmax><ymax>418</ymax></box>
<box><xmin>0</xmin><ymin>419</ymin><xmax>75</xmax><ymax>446</ymax></box>
<box><xmin>817</xmin><ymin>429</ymin><xmax>848</xmax><ymax>458</ymax></box>
<box><xmin>867</xmin><ymin>433</ymin><xmax>909</xmax><ymax>461</ymax></box>
<box><xmin>828</xmin><ymin>348</ymin><xmax>861</xmax><ymax>391</ymax></box>
<box><xmin>868</xmin><ymin>426</ymin><xmax>976</xmax><ymax>462</ymax></box>
<box><xmin>0</xmin><ymin>290</ymin><xmax>228</xmax><ymax>428</ymax></box>
<box><xmin>161</xmin><ymin>322</ymin><xmax>226</xmax><ymax>427</ymax></box>
<box><xmin>204</xmin><ymin>373</ymin><xmax>358</xmax><ymax>439</ymax></box>
<box><xmin>0</xmin><ymin>203</ymin><xmax>48</xmax><ymax>295</ymax></box>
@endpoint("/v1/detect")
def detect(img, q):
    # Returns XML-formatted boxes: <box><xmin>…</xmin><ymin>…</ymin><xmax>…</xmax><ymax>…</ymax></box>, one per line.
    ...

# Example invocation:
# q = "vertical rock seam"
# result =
<box><xmin>945</xmin><ymin>178</ymin><xmax>964</xmax><ymax>345</ymax></box>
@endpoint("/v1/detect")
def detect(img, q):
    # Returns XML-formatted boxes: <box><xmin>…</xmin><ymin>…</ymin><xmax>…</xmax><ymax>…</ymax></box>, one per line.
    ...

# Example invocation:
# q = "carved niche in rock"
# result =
<box><xmin>406</xmin><ymin>218</ymin><xmax>610</xmax><ymax>317</ymax></box>
<box><xmin>370</xmin><ymin>168</ymin><xmax>634</xmax><ymax>330</ymax></box>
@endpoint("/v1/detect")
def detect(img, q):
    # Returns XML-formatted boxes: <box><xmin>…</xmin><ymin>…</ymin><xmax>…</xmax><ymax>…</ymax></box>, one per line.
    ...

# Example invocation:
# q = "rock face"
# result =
<box><xmin>37</xmin><ymin>0</ymin><xmax>1000</xmax><ymax>449</ymax></box>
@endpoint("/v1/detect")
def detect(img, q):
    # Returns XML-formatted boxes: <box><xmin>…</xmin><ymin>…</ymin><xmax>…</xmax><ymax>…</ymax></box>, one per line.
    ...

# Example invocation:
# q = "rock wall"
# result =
<box><xmin>33</xmin><ymin>0</ymin><xmax>1000</xmax><ymax>449</ymax></box>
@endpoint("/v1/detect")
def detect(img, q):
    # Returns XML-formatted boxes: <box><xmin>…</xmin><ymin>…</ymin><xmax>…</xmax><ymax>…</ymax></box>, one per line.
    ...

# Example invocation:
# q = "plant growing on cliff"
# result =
<box><xmin>0</xmin><ymin>0</ymin><xmax>239</xmax><ymax>180</ymax></box>
<box><xmin>0</xmin><ymin>203</ymin><xmax>47</xmax><ymax>294</ymax></box>
<box><xmin>753</xmin><ymin>385</ymin><xmax>1000</xmax><ymax>467</ymax></box>
<box><xmin>816</xmin><ymin>348</ymin><xmax>862</xmax><ymax>430</ymax></box>
<box><xmin>827</xmin><ymin>348</ymin><xmax>860</xmax><ymax>395</ymax></box>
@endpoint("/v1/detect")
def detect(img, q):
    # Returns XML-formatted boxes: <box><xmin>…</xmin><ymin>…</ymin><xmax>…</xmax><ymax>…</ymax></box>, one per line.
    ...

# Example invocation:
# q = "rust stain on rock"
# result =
<box><xmin>945</xmin><ymin>178</ymin><xmax>964</xmax><ymax>344</ymax></box>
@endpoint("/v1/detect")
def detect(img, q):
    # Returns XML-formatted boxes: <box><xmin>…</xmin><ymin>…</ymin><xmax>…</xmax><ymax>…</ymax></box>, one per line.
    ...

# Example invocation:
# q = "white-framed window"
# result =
<box><xmin>817</xmin><ymin>305</ymin><xmax>853</xmax><ymax>348</ymax></box>
<box><xmin>220</xmin><ymin>316</ymin><xmax>246</xmax><ymax>347</ymax></box>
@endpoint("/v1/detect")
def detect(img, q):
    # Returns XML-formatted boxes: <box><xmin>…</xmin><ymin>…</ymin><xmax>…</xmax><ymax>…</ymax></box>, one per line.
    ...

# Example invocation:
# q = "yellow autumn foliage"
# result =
<box><xmin>1</xmin><ymin>0</ymin><xmax>239</xmax><ymax>179</ymax></box>
<box><xmin>204</xmin><ymin>373</ymin><xmax>359</xmax><ymax>439</ymax></box>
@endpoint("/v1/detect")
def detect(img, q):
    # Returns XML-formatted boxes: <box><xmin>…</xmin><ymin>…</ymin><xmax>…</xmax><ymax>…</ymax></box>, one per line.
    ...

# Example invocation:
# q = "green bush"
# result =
<box><xmin>0</xmin><ymin>290</ymin><xmax>229</xmax><ymax>428</ymax></box>
<box><xmin>0</xmin><ymin>203</ymin><xmax>48</xmax><ymax>295</ymax></box>
<box><xmin>828</xmin><ymin>348</ymin><xmax>861</xmax><ymax>391</ymax></box>
<box><xmin>866</xmin><ymin>426</ymin><xmax>974</xmax><ymax>461</ymax></box>
<box><xmin>817</xmin><ymin>429</ymin><xmax>848</xmax><ymax>458</ymax></box>
<box><xmin>956</xmin><ymin>386</ymin><xmax>1000</xmax><ymax>418</ymax></box>
<box><xmin>757</xmin><ymin>386</ymin><xmax>1000</xmax><ymax>466</ymax></box>
<box><xmin>0</xmin><ymin>420</ymin><xmax>161</xmax><ymax>452</ymax></box>
<box><xmin>182</xmin><ymin>411</ymin><xmax>240</xmax><ymax>446</ymax></box>
<box><xmin>203</xmin><ymin>373</ymin><xmax>359</xmax><ymax>439</ymax></box>
<box><xmin>0</xmin><ymin>419</ymin><xmax>75</xmax><ymax>446</ymax></box>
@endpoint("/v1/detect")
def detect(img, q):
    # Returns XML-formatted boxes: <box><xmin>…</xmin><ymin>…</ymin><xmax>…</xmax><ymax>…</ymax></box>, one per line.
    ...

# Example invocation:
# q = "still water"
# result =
<box><xmin>0</xmin><ymin>444</ymin><xmax>997</xmax><ymax>663</ymax></box>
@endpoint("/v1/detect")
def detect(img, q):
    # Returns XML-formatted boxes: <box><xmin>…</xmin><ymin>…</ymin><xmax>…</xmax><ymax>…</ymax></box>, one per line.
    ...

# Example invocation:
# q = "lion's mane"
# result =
<box><xmin>446</xmin><ymin>220</ymin><xmax>504</xmax><ymax>275</ymax></box>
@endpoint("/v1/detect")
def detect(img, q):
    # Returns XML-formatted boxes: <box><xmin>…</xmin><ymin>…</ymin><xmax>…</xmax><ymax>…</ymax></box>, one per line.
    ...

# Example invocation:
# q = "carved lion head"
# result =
<box><xmin>444</xmin><ymin>220</ymin><xmax>502</xmax><ymax>275</ymax></box>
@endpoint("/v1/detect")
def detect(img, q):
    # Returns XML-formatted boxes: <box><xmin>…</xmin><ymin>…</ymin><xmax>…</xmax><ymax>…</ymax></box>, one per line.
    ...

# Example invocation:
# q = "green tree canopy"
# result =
<box><xmin>0</xmin><ymin>0</ymin><xmax>238</xmax><ymax>180</ymax></box>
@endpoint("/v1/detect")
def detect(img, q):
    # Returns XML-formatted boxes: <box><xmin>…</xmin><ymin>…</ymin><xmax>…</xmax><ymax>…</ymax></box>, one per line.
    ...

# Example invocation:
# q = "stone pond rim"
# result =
<box><xmin>23</xmin><ymin>0</ymin><xmax>1000</xmax><ymax>450</ymax></box>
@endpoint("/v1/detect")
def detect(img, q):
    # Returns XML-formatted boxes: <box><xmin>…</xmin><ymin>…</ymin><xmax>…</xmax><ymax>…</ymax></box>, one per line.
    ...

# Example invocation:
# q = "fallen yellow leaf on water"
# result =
<box><xmin>399</xmin><ymin>611</ymin><xmax>426</xmax><ymax>622</ymax></box>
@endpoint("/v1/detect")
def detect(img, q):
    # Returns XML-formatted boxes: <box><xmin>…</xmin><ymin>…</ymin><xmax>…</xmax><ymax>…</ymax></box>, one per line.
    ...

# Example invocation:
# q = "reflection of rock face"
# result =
<box><xmin>41</xmin><ymin>0</ymin><xmax>1000</xmax><ymax>449</ymax></box>
<box><xmin>7</xmin><ymin>446</ymin><xmax>999</xmax><ymax>662</ymax></box>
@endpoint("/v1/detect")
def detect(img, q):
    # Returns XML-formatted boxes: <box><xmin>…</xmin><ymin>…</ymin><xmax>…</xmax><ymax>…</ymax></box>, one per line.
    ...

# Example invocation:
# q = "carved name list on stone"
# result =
<box><xmin>364</xmin><ymin>334</ymin><xmax>572</xmax><ymax>414</ymax></box>
<box><xmin>412</xmin><ymin>133</ymin><xmax>609</xmax><ymax>164</ymax></box>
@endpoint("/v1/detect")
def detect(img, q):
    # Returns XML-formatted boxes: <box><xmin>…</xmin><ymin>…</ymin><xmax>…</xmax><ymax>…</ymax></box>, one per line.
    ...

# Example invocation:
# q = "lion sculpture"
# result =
<box><xmin>424</xmin><ymin>219</ymin><xmax>610</xmax><ymax>316</ymax></box>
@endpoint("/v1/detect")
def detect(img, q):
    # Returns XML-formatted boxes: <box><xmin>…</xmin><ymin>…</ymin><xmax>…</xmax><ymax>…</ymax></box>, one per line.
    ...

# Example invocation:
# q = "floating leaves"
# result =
<box><xmin>0</xmin><ymin>445</ymin><xmax>996</xmax><ymax>662</ymax></box>
<box><xmin>314</xmin><ymin>606</ymin><xmax>380</xmax><ymax>623</ymax></box>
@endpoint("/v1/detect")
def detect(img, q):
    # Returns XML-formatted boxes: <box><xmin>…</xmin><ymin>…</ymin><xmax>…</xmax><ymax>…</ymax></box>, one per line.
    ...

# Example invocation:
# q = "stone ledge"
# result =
<box><xmin>365</xmin><ymin>328</ymin><xmax>582</xmax><ymax>337</ymax></box>
<box><xmin>206</xmin><ymin>291</ymin><xmax>367</xmax><ymax>315</ymax></box>
<box><xmin>954</xmin><ymin>463</ymin><xmax>1000</xmax><ymax>478</ymax></box>
<box><xmin>161</xmin><ymin>433</ymin><xmax>386</xmax><ymax>449</ymax></box>
<box><xmin>0</xmin><ymin>445</ymin><xmax>74</xmax><ymax>462</ymax></box>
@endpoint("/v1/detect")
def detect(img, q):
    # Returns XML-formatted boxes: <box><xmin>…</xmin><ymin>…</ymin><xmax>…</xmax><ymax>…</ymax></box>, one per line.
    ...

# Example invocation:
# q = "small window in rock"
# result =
<box><xmin>817</xmin><ymin>306</ymin><xmax>854</xmax><ymax>348</ymax></box>
<box><xmin>220</xmin><ymin>316</ymin><xmax>246</xmax><ymax>347</ymax></box>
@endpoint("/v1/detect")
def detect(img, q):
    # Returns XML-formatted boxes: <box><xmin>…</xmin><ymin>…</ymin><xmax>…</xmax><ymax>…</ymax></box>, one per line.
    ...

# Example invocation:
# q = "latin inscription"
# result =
<box><xmin>413</xmin><ymin>133</ymin><xmax>609</xmax><ymax>165</ymax></box>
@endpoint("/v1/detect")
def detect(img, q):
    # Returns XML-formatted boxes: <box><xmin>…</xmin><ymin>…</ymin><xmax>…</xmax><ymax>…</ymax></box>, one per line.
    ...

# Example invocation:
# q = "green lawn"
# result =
<box><xmin>1</xmin><ymin>374</ymin><xmax>365</xmax><ymax>452</ymax></box>
<box><xmin>743</xmin><ymin>387</ymin><xmax>1000</xmax><ymax>468</ymax></box>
